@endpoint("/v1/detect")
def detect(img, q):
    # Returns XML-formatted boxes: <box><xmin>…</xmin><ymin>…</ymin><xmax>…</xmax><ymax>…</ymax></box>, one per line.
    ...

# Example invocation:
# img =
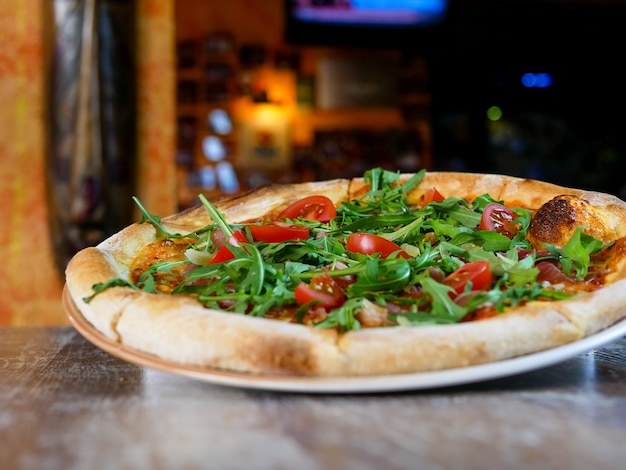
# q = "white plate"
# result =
<box><xmin>63</xmin><ymin>288</ymin><xmax>626</xmax><ymax>394</ymax></box>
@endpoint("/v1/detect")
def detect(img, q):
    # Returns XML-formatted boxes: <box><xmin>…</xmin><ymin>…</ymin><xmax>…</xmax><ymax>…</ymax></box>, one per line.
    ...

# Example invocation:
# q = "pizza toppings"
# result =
<box><xmin>85</xmin><ymin>168</ymin><xmax>622</xmax><ymax>334</ymax></box>
<box><xmin>294</xmin><ymin>273</ymin><xmax>345</xmax><ymax>309</ymax></box>
<box><xmin>422</xmin><ymin>187</ymin><xmax>445</xmax><ymax>206</ymax></box>
<box><xmin>480</xmin><ymin>203</ymin><xmax>521</xmax><ymax>239</ymax></box>
<box><xmin>527</xmin><ymin>194</ymin><xmax>614</xmax><ymax>247</ymax></box>
<box><xmin>248</xmin><ymin>223</ymin><xmax>310</xmax><ymax>243</ymax></box>
<box><xmin>129</xmin><ymin>238</ymin><xmax>193</xmax><ymax>294</ymax></box>
<box><xmin>442</xmin><ymin>260</ymin><xmax>493</xmax><ymax>299</ymax></box>
<box><xmin>277</xmin><ymin>195</ymin><xmax>337</xmax><ymax>222</ymax></box>
<box><xmin>346</xmin><ymin>233</ymin><xmax>411</xmax><ymax>259</ymax></box>
<box><xmin>208</xmin><ymin>230</ymin><xmax>248</xmax><ymax>264</ymax></box>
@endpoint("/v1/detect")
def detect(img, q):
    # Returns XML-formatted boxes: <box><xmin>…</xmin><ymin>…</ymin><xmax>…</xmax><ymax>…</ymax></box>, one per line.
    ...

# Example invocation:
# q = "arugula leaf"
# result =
<box><xmin>418</xmin><ymin>274</ymin><xmax>467</xmax><ymax>320</ymax></box>
<box><xmin>340</xmin><ymin>168</ymin><xmax>426</xmax><ymax>216</ymax></box>
<box><xmin>450</xmin><ymin>230</ymin><xmax>515</xmax><ymax>252</ymax></box>
<box><xmin>83</xmin><ymin>278</ymin><xmax>138</xmax><ymax>303</ymax></box>
<box><xmin>136</xmin><ymin>260</ymin><xmax>186</xmax><ymax>293</ymax></box>
<box><xmin>471</xmin><ymin>194</ymin><xmax>500</xmax><ymax>211</ymax></box>
<box><xmin>314</xmin><ymin>298</ymin><xmax>363</xmax><ymax>332</ymax></box>
<box><xmin>133</xmin><ymin>196</ymin><xmax>188</xmax><ymax>239</ymax></box>
<box><xmin>428</xmin><ymin>197</ymin><xmax>482</xmax><ymax>228</ymax></box>
<box><xmin>331</xmin><ymin>212</ymin><xmax>421</xmax><ymax>235</ymax></box>
<box><xmin>88</xmin><ymin>167</ymin><xmax>607</xmax><ymax>335</ymax></box>
<box><xmin>198</xmin><ymin>194</ymin><xmax>234</xmax><ymax>238</ymax></box>
<box><xmin>348</xmin><ymin>258</ymin><xmax>411</xmax><ymax>295</ymax></box>
<box><xmin>379</xmin><ymin>216</ymin><xmax>424</xmax><ymax>243</ymax></box>
<box><xmin>542</xmin><ymin>226</ymin><xmax>603</xmax><ymax>280</ymax></box>
<box><xmin>500</xmin><ymin>254</ymin><xmax>539</xmax><ymax>286</ymax></box>
<box><xmin>238</xmin><ymin>244</ymin><xmax>265</xmax><ymax>296</ymax></box>
<box><xmin>483</xmin><ymin>280</ymin><xmax>575</xmax><ymax>313</ymax></box>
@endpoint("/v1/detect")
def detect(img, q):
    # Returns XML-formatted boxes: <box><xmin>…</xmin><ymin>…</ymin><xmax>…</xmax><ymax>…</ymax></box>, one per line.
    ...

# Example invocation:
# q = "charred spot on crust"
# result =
<box><xmin>527</xmin><ymin>194</ymin><xmax>610</xmax><ymax>247</ymax></box>
<box><xmin>528</xmin><ymin>196</ymin><xmax>579</xmax><ymax>245</ymax></box>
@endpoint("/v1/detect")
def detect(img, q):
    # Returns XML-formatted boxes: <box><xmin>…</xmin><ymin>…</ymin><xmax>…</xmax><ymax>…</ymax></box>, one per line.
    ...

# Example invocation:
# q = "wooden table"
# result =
<box><xmin>2</xmin><ymin>326</ymin><xmax>626</xmax><ymax>470</ymax></box>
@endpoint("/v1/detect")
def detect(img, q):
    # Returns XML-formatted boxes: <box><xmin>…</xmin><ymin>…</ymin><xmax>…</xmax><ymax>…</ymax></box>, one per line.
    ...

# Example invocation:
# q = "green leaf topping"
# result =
<box><xmin>87</xmin><ymin>167</ymin><xmax>609</xmax><ymax>332</ymax></box>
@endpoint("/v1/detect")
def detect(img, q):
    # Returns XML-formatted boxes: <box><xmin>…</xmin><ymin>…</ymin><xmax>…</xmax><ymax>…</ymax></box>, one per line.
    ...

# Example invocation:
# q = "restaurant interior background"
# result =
<box><xmin>1</xmin><ymin>0</ymin><xmax>624</xmax><ymax>326</ymax></box>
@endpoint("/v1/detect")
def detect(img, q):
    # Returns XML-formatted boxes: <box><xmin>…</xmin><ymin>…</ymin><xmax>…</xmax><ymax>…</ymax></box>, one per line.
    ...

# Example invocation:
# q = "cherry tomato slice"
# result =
<box><xmin>294</xmin><ymin>273</ymin><xmax>345</xmax><ymax>309</ymax></box>
<box><xmin>442</xmin><ymin>260</ymin><xmax>493</xmax><ymax>298</ymax></box>
<box><xmin>209</xmin><ymin>230</ymin><xmax>247</xmax><ymax>264</ymax></box>
<box><xmin>346</xmin><ymin>233</ymin><xmax>411</xmax><ymax>259</ymax></box>
<box><xmin>248</xmin><ymin>224</ymin><xmax>310</xmax><ymax>243</ymax></box>
<box><xmin>277</xmin><ymin>195</ymin><xmax>337</xmax><ymax>222</ymax></box>
<box><xmin>422</xmin><ymin>187</ymin><xmax>445</xmax><ymax>206</ymax></box>
<box><xmin>480</xmin><ymin>203</ymin><xmax>520</xmax><ymax>239</ymax></box>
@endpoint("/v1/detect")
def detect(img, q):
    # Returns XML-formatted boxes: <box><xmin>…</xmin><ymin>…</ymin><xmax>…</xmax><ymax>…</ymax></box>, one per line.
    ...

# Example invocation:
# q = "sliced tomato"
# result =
<box><xmin>277</xmin><ymin>195</ymin><xmax>337</xmax><ymax>222</ymax></box>
<box><xmin>209</xmin><ymin>230</ymin><xmax>247</xmax><ymax>264</ymax></box>
<box><xmin>346</xmin><ymin>233</ymin><xmax>411</xmax><ymax>259</ymax></box>
<box><xmin>248</xmin><ymin>224</ymin><xmax>309</xmax><ymax>243</ymax></box>
<box><xmin>480</xmin><ymin>203</ymin><xmax>520</xmax><ymax>239</ymax></box>
<box><xmin>294</xmin><ymin>273</ymin><xmax>345</xmax><ymax>309</ymax></box>
<box><xmin>442</xmin><ymin>260</ymin><xmax>493</xmax><ymax>298</ymax></box>
<box><xmin>422</xmin><ymin>187</ymin><xmax>445</xmax><ymax>206</ymax></box>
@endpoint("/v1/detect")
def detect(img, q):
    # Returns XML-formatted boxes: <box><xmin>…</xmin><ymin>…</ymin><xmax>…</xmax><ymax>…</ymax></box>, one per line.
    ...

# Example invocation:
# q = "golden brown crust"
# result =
<box><xmin>64</xmin><ymin>172</ymin><xmax>626</xmax><ymax>377</ymax></box>
<box><xmin>337</xmin><ymin>303</ymin><xmax>582</xmax><ymax>375</ymax></box>
<box><xmin>115</xmin><ymin>294</ymin><xmax>343</xmax><ymax>376</ymax></box>
<box><xmin>167</xmin><ymin>178</ymin><xmax>351</xmax><ymax>229</ymax></box>
<box><xmin>527</xmin><ymin>195</ymin><xmax>616</xmax><ymax>247</ymax></box>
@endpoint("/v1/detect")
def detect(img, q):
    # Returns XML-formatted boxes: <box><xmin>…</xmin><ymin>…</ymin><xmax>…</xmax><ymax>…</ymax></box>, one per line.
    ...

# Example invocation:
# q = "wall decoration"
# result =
<box><xmin>316</xmin><ymin>57</ymin><xmax>398</xmax><ymax>109</ymax></box>
<box><xmin>239</xmin><ymin>105</ymin><xmax>291</xmax><ymax>171</ymax></box>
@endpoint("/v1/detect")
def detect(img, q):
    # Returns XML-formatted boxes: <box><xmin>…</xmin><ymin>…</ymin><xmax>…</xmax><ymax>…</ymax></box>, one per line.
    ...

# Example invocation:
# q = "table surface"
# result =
<box><xmin>2</xmin><ymin>326</ymin><xmax>626</xmax><ymax>470</ymax></box>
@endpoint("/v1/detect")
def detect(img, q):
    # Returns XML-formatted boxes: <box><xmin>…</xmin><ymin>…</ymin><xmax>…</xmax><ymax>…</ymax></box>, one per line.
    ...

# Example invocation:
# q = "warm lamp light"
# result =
<box><xmin>252</xmin><ymin>102</ymin><xmax>286</xmax><ymax>125</ymax></box>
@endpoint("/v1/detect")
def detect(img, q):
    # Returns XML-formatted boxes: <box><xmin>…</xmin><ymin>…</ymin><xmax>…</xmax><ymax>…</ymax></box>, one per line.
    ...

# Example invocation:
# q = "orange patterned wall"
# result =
<box><xmin>0</xmin><ymin>0</ymin><xmax>176</xmax><ymax>326</ymax></box>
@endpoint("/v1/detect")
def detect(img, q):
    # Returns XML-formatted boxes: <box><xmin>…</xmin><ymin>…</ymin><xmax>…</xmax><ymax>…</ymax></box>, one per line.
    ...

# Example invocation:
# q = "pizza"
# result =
<box><xmin>64</xmin><ymin>168</ymin><xmax>626</xmax><ymax>377</ymax></box>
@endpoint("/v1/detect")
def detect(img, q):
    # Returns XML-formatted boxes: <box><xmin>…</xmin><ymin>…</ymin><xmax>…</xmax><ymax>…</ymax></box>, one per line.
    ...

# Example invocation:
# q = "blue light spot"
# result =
<box><xmin>521</xmin><ymin>73</ymin><xmax>535</xmax><ymax>88</ymax></box>
<box><xmin>521</xmin><ymin>72</ymin><xmax>553</xmax><ymax>88</ymax></box>
<box><xmin>216</xmin><ymin>161</ymin><xmax>240</xmax><ymax>194</ymax></box>
<box><xmin>202</xmin><ymin>136</ymin><xmax>226</xmax><ymax>162</ymax></box>
<box><xmin>208</xmin><ymin>109</ymin><xmax>232</xmax><ymax>134</ymax></box>
<box><xmin>199</xmin><ymin>166</ymin><xmax>216</xmax><ymax>190</ymax></box>
<box><xmin>535</xmin><ymin>73</ymin><xmax>553</xmax><ymax>88</ymax></box>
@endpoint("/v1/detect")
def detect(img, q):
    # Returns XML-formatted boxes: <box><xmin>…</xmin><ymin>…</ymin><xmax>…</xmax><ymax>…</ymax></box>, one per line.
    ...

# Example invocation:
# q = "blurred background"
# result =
<box><xmin>1</xmin><ymin>0</ymin><xmax>624</xmax><ymax>325</ymax></box>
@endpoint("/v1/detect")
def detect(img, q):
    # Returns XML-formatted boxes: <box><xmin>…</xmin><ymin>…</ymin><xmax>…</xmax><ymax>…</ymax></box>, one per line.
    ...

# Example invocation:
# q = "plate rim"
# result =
<box><xmin>62</xmin><ymin>286</ymin><xmax>626</xmax><ymax>394</ymax></box>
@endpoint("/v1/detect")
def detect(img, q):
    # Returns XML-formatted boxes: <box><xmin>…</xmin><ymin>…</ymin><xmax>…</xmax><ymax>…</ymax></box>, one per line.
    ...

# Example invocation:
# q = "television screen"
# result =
<box><xmin>292</xmin><ymin>0</ymin><xmax>448</xmax><ymax>27</ymax></box>
<box><xmin>285</xmin><ymin>0</ymin><xmax>450</xmax><ymax>48</ymax></box>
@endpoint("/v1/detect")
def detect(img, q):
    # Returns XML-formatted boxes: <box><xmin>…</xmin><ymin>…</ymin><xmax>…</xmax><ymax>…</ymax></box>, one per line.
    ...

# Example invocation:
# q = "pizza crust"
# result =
<box><xmin>556</xmin><ymin>279</ymin><xmax>626</xmax><ymax>336</ymax></box>
<box><xmin>115</xmin><ymin>294</ymin><xmax>344</xmax><ymax>376</ymax></box>
<box><xmin>337</xmin><ymin>302</ymin><xmax>582</xmax><ymax>376</ymax></box>
<box><xmin>168</xmin><ymin>178</ymin><xmax>351</xmax><ymax>229</ymax></box>
<box><xmin>65</xmin><ymin>172</ymin><xmax>626</xmax><ymax>377</ymax></box>
<box><xmin>111</xmin><ymin>296</ymin><xmax>584</xmax><ymax>377</ymax></box>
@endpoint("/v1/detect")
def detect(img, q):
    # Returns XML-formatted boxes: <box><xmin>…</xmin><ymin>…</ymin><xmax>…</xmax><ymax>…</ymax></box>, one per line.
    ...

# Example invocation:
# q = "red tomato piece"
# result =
<box><xmin>294</xmin><ymin>273</ymin><xmax>345</xmax><ymax>309</ymax></box>
<box><xmin>248</xmin><ymin>224</ymin><xmax>310</xmax><ymax>243</ymax></box>
<box><xmin>442</xmin><ymin>260</ymin><xmax>493</xmax><ymax>298</ymax></box>
<box><xmin>277</xmin><ymin>195</ymin><xmax>337</xmax><ymax>222</ymax></box>
<box><xmin>346</xmin><ymin>233</ymin><xmax>411</xmax><ymax>259</ymax></box>
<box><xmin>480</xmin><ymin>203</ymin><xmax>520</xmax><ymax>239</ymax></box>
<box><xmin>209</xmin><ymin>230</ymin><xmax>247</xmax><ymax>264</ymax></box>
<box><xmin>422</xmin><ymin>187</ymin><xmax>445</xmax><ymax>206</ymax></box>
